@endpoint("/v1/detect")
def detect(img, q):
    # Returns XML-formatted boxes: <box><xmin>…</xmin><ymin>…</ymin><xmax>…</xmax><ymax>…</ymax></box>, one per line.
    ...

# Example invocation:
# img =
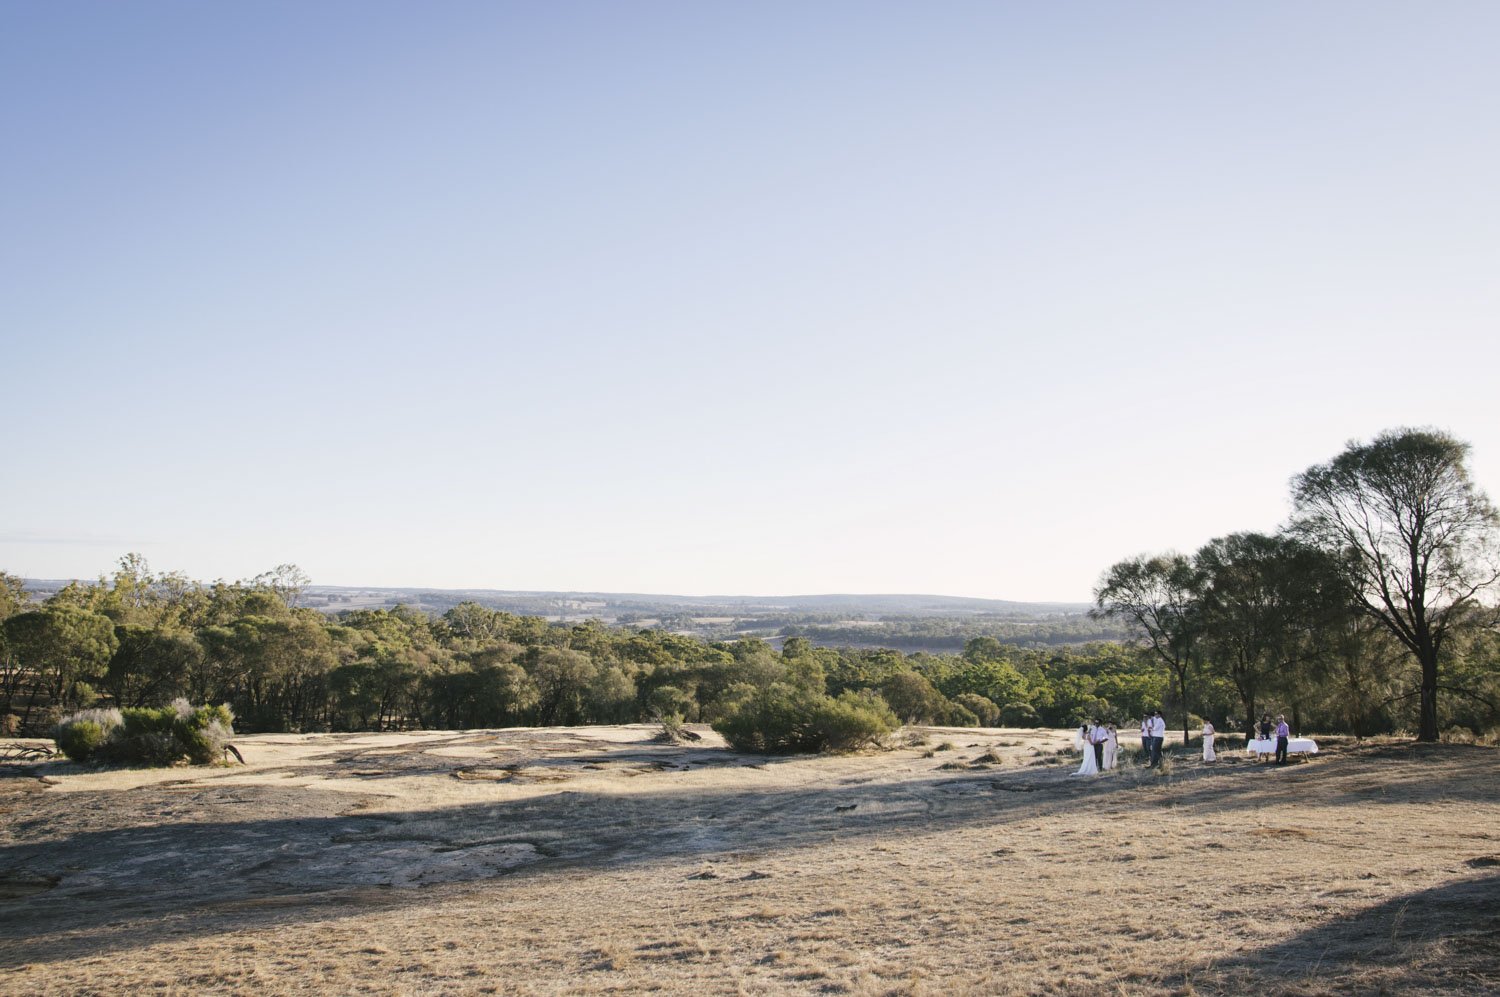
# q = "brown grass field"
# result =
<box><xmin>2</xmin><ymin>726</ymin><xmax>1497</xmax><ymax>995</ymax></box>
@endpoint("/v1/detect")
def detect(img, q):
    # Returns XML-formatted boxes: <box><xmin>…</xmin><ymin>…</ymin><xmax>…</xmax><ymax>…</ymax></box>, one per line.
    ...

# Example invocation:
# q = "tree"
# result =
<box><xmin>878</xmin><ymin>670</ymin><xmax>951</xmax><ymax>724</ymax></box>
<box><xmin>1093</xmin><ymin>554</ymin><xmax>1204</xmax><ymax>739</ymax></box>
<box><xmin>250</xmin><ymin>564</ymin><xmax>311</xmax><ymax>609</ymax></box>
<box><xmin>1292</xmin><ymin>428</ymin><xmax>1500</xmax><ymax>741</ymax></box>
<box><xmin>3</xmin><ymin>605</ymin><xmax>118</xmax><ymax>726</ymax></box>
<box><xmin>525</xmin><ymin>648</ymin><xmax>597</xmax><ymax>725</ymax></box>
<box><xmin>442</xmin><ymin>602</ymin><xmax>509</xmax><ymax>642</ymax></box>
<box><xmin>0</xmin><ymin>572</ymin><xmax>32</xmax><ymax>721</ymax></box>
<box><xmin>938</xmin><ymin>657</ymin><xmax>1029</xmax><ymax>709</ymax></box>
<box><xmin>962</xmin><ymin>636</ymin><xmax>1007</xmax><ymax>663</ymax></box>
<box><xmin>202</xmin><ymin>614</ymin><xmax>339</xmax><ymax>730</ymax></box>
<box><xmin>104</xmin><ymin>625</ymin><xmax>202</xmax><ymax>707</ymax></box>
<box><xmin>1319</xmin><ymin>612</ymin><xmax>1406</xmax><ymax>737</ymax></box>
<box><xmin>1194</xmin><ymin>532</ymin><xmax>1350</xmax><ymax>735</ymax></box>
<box><xmin>0</xmin><ymin>573</ymin><xmax>28</xmax><ymax>620</ymax></box>
<box><xmin>98</xmin><ymin>554</ymin><xmax>206</xmax><ymax>629</ymax></box>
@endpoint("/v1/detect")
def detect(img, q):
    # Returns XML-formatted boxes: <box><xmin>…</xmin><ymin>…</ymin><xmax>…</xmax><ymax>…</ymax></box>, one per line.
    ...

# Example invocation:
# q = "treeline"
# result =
<box><xmin>8</xmin><ymin>430</ymin><xmax>1496</xmax><ymax>749</ymax></box>
<box><xmin>1</xmin><ymin>557</ymin><xmax>1175</xmax><ymax>738</ymax></box>
<box><xmin>1096</xmin><ymin>428</ymin><xmax>1500</xmax><ymax>742</ymax></box>
<box><xmin>781</xmin><ymin>615</ymin><xmax>1128</xmax><ymax>651</ymax></box>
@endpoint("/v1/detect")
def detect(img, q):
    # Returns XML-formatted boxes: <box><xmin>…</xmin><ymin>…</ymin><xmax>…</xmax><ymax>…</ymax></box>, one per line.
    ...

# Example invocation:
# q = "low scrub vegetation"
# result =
<box><xmin>711</xmin><ymin>685</ymin><xmax>897</xmax><ymax>753</ymax></box>
<box><xmin>54</xmin><ymin>699</ymin><xmax>234</xmax><ymax>766</ymax></box>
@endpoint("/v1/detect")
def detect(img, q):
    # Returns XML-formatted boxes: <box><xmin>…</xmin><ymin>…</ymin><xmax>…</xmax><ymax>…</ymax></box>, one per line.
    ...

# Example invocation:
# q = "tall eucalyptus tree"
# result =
<box><xmin>1292</xmin><ymin>428</ymin><xmax>1500</xmax><ymax>741</ymax></box>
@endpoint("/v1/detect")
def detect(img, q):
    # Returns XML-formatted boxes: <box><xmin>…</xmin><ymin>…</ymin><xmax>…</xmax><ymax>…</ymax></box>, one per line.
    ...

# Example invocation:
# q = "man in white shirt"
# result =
<box><xmin>1090</xmin><ymin>719</ymin><xmax>1106</xmax><ymax>771</ymax></box>
<box><xmin>1148</xmin><ymin>710</ymin><xmax>1167</xmax><ymax>767</ymax></box>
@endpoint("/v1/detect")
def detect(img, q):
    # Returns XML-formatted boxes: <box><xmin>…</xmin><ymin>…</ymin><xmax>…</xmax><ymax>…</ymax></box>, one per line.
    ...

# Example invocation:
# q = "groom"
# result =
<box><xmin>1148</xmin><ymin>710</ymin><xmax>1166</xmax><ymax>768</ymax></box>
<box><xmin>1091</xmin><ymin>718</ymin><xmax>1106</xmax><ymax>771</ymax></box>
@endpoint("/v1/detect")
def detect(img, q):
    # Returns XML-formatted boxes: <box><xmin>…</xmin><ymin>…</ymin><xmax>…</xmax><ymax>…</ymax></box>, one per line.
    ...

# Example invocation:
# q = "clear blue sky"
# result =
<box><xmin>4</xmin><ymin>2</ymin><xmax>1498</xmax><ymax>601</ymax></box>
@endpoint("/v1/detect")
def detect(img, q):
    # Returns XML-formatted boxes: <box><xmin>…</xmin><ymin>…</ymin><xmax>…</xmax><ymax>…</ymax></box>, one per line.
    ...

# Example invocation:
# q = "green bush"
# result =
<box><xmin>999</xmin><ymin>702</ymin><xmax>1041</xmax><ymax>727</ymax></box>
<box><xmin>948</xmin><ymin>700</ymin><xmax>985</xmax><ymax>726</ymax></box>
<box><xmin>53</xmin><ymin>700</ymin><xmax>234</xmax><ymax>767</ymax></box>
<box><xmin>700</xmin><ymin>681</ymin><xmax>757</xmax><ymax>725</ymax></box>
<box><xmin>54</xmin><ymin>708</ymin><xmax>123</xmax><ymax>762</ymax></box>
<box><xmin>810</xmin><ymin>690</ymin><xmax>900</xmax><ymax>751</ymax></box>
<box><xmin>878</xmin><ymin>671</ymin><xmax>950</xmax><ymax>725</ymax></box>
<box><xmin>175</xmin><ymin>703</ymin><xmax>235</xmax><ymax>764</ymax></box>
<box><xmin>953</xmin><ymin>693</ymin><xmax>1001</xmax><ymax>727</ymax></box>
<box><xmin>58</xmin><ymin>721</ymin><xmax>106</xmax><ymax>762</ymax></box>
<box><xmin>712</xmin><ymin>684</ymin><xmax>897</xmax><ymax>754</ymax></box>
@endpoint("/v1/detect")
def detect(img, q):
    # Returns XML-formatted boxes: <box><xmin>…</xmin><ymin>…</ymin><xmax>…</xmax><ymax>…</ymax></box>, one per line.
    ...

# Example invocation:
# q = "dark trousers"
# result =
<box><xmin>1093</xmin><ymin>742</ymin><xmax>1104</xmax><ymax>769</ymax></box>
<box><xmin>1275</xmin><ymin>736</ymin><xmax>1288</xmax><ymax>764</ymax></box>
<box><xmin>1149</xmin><ymin>736</ymin><xmax>1163</xmax><ymax>767</ymax></box>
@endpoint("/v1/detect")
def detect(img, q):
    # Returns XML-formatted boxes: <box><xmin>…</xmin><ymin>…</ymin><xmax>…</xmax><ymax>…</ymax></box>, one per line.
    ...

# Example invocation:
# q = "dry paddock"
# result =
<box><xmin>1</xmin><ymin>726</ymin><xmax>1497</xmax><ymax>995</ymax></box>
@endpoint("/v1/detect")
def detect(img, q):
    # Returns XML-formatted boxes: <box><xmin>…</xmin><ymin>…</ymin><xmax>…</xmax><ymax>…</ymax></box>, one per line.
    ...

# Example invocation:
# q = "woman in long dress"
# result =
<box><xmin>1075</xmin><ymin>724</ymin><xmax>1098</xmax><ymax>776</ymax></box>
<box><xmin>1202</xmin><ymin>720</ymin><xmax>1216</xmax><ymax>762</ymax></box>
<box><xmin>1103</xmin><ymin>724</ymin><xmax>1118</xmax><ymax>770</ymax></box>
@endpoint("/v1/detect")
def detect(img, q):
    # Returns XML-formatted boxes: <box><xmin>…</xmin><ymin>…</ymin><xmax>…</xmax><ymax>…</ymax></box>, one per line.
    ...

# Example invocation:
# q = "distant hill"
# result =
<box><xmin>17</xmin><ymin>579</ymin><xmax>1114</xmax><ymax>650</ymax></box>
<box><xmin>18</xmin><ymin>578</ymin><xmax>1086</xmax><ymax>618</ymax></box>
<box><xmin>298</xmin><ymin>586</ymin><xmax>1090</xmax><ymax>620</ymax></box>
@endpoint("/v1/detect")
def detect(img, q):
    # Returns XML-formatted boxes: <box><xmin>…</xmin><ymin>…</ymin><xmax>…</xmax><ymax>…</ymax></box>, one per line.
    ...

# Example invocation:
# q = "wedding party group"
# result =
<box><xmin>1072</xmin><ymin>718</ymin><xmax>1121</xmax><ymax>775</ymax></box>
<box><xmin>1074</xmin><ymin>710</ymin><xmax>1220</xmax><ymax>775</ymax></box>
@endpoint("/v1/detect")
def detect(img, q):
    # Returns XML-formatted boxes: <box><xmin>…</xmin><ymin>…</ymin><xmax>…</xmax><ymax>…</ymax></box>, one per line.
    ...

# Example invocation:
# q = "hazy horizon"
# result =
<box><xmin>5</xmin><ymin>3</ymin><xmax>1498</xmax><ymax>602</ymax></box>
<box><xmin>14</xmin><ymin>569</ymin><xmax>1093</xmax><ymax>608</ymax></box>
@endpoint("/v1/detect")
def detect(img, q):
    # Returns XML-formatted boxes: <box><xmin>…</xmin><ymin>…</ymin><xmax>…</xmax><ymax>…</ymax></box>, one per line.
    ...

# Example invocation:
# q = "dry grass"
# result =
<box><xmin>1</xmin><ymin>727</ymin><xmax>1497</xmax><ymax>995</ymax></box>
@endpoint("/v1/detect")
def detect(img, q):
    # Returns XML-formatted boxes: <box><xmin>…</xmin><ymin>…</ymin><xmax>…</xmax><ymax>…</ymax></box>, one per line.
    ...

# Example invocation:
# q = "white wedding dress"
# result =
<box><xmin>1075</xmin><ymin>727</ymin><xmax>1099</xmax><ymax>775</ymax></box>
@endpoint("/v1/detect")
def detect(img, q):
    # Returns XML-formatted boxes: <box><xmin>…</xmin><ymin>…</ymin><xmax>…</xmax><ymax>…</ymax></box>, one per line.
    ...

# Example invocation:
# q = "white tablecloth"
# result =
<box><xmin>1247</xmin><ymin>737</ymin><xmax>1318</xmax><ymax>754</ymax></box>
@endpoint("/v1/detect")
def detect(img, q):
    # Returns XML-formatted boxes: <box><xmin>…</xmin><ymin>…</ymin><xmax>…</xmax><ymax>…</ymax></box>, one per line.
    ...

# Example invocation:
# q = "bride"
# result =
<box><xmin>1075</xmin><ymin>723</ymin><xmax>1099</xmax><ymax>775</ymax></box>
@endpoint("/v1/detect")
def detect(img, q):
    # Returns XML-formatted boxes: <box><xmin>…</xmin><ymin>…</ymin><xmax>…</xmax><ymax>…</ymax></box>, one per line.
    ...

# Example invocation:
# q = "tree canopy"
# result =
<box><xmin>1292</xmin><ymin>428</ymin><xmax>1500</xmax><ymax>740</ymax></box>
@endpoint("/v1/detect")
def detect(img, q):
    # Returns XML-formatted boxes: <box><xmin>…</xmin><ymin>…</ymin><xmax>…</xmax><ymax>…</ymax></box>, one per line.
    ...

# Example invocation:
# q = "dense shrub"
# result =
<box><xmin>999</xmin><ymin>702</ymin><xmax>1041</xmax><ymax>727</ymax></box>
<box><xmin>953</xmin><ymin>693</ymin><xmax>1001</xmax><ymax>727</ymax></box>
<box><xmin>812</xmin><ymin>690</ymin><xmax>901</xmax><ymax>751</ymax></box>
<box><xmin>942</xmin><ymin>702</ymin><xmax>980</xmax><ymax>727</ymax></box>
<box><xmin>54</xmin><ymin>707</ymin><xmax>123</xmax><ymax>762</ymax></box>
<box><xmin>700</xmin><ymin>681</ymin><xmax>757</xmax><ymax>725</ymax></box>
<box><xmin>53</xmin><ymin>700</ymin><xmax>234</xmax><ymax>766</ymax></box>
<box><xmin>712</xmin><ymin>684</ymin><xmax>897</xmax><ymax>754</ymax></box>
<box><xmin>878</xmin><ymin>671</ymin><xmax>951</xmax><ymax>724</ymax></box>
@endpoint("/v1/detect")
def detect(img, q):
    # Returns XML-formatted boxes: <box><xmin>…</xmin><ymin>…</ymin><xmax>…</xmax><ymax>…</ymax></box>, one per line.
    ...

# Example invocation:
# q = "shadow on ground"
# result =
<box><xmin>1</xmin><ymin>738</ymin><xmax>1496</xmax><ymax>979</ymax></box>
<box><xmin>1185</xmin><ymin>870</ymin><xmax>1500</xmax><ymax>995</ymax></box>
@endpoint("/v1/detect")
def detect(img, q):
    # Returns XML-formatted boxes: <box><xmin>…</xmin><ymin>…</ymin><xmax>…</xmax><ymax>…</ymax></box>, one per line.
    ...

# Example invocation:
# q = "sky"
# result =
<box><xmin>3</xmin><ymin>1</ymin><xmax>1498</xmax><ymax>602</ymax></box>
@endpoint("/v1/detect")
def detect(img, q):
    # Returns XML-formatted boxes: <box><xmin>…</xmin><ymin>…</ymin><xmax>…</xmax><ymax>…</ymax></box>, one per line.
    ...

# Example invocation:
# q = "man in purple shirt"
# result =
<box><xmin>1274</xmin><ymin>714</ymin><xmax>1290</xmax><ymax>764</ymax></box>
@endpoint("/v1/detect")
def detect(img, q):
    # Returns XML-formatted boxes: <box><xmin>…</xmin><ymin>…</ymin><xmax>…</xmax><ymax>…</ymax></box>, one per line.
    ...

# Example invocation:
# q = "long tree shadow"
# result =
<box><xmin>1183</xmin><ymin>870</ymin><xmax>1500</xmax><ymax>994</ymax></box>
